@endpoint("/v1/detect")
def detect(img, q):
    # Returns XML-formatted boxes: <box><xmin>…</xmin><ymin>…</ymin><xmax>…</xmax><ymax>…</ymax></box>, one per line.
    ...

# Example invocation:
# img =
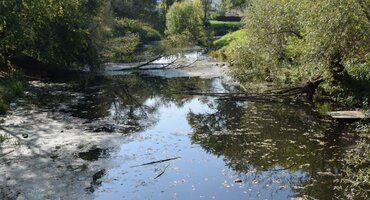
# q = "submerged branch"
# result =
<box><xmin>130</xmin><ymin>156</ymin><xmax>181</xmax><ymax>168</ymax></box>
<box><xmin>154</xmin><ymin>164</ymin><xmax>170</xmax><ymax>179</ymax></box>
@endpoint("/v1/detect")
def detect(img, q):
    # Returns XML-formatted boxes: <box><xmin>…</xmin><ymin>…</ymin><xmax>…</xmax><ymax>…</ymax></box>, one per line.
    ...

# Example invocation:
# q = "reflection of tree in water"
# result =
<box><xmin>66</xmin><ymin>75</ymin><xmax>211</xmax><ymax>133</ymax></box>
<box><xmin>188</xmin><ymin>101</ymin><xmax>347</xmax><ymax>199</ymax></box>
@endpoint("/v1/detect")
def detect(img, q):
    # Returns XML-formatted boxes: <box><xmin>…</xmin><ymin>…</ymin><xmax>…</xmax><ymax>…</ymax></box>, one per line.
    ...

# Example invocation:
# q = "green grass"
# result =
<box><xmin>209</xmin><ymin>20</ymin><xmax>243</xmax><ymax>26</ymax></box>
<box><xmin>209</xmin><ymin>20</ymin><xmax>243</xmax><ymax>36</ymax></box>
<box><xmin>213</xmin><ymin>29</ymin><xmax>247</xmax><ymax>50</ymax></box>
<box><xmin>209</xmin><ymin>29</ymin><xmax>247</xmax><ymax>61</ymax></box>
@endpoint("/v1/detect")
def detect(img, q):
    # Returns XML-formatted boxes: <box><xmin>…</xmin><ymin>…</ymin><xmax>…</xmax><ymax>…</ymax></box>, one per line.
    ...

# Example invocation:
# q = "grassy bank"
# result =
<box><xmin>213</xmin><ymin>29</ymin><xmax>246</xmax><ymax>50</ymax></box>
<box><xmin>210</xmin><ymin>29</ymin><xmax>246</xmax><ymax>60</ymax></box>
<box><xmin>209</xmin><ymin>20</ymin><xmax>243</xmax><ymax>36</ymax></box>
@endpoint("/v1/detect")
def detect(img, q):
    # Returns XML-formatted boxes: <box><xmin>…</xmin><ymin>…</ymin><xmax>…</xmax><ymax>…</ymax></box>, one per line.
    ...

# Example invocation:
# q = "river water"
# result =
<box><xmin>0</xmin><ymin>73</ymin><xmax>357</xmax><ymax>199</ymax></box>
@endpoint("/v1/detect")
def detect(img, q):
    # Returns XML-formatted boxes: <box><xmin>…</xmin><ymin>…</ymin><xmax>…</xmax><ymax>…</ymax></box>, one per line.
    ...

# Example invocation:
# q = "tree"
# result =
<box><xmin>229</xmin><ymin>0</ymin><xmax>369</xmax><ymax>92</ymax></box>
<box><xmin>0</xmin><ymin>0</ymin><xmax>108</xmax><ymax>70</ymax></box>
<box><xmin>111</xmin><ymin>0</ymin><xmax>162</xmax><ymax>28</ymax></box>
<box><xmin>298</xmin><ymin>0</ymin><xmax>370</xmax><ymax>86</ymax></box>
<box><xmin>165</xmin><ymin>0</ymin><xmax>208</xmax><ymax>45</ymax></box>
<box><xmin>201</xmin><ymin>0</ymin><xmax>213</xmax><ymax>21</ymax></box>
<box><xmin>228</xmin><ymin>0</ymin><xmax>299</xmax><ymax>85</ymax></box>
<box><xmin>219</xmin><ymin>0</ymin><xmax>249</xmax><ymax>13</ymax></box>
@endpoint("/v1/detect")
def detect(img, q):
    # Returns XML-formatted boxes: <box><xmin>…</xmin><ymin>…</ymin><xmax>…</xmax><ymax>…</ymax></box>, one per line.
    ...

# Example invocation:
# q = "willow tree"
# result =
<box><xmin>228</xmin><ymin>0</ymin><xmax>300</xmax><ymax>84</ymax></box>
<box><xmin>298</xmin><ymin>0</ymin><xmax>370</xmax><ymax>86</ymax></box>
<box><xmin>229</xmin><ymin>0</ymin><xmax>369</xmax><ymax>90</ymax></box>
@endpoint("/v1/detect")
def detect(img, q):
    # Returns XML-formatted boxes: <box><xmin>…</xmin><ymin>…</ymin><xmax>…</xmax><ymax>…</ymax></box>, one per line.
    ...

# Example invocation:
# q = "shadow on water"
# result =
<box><xmin>79</xmin><ymin>148</ymin><xmax>111</xmax><ymax>161</ymax></box>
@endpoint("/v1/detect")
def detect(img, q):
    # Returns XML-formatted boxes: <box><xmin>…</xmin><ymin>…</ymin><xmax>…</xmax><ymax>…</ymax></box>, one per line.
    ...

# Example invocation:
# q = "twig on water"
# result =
<box><xmin>130</xmin><ymin>156</ymin><xmax>181</xmax><ymax>168</ymax></box>
<box><xmin>0</xmin><ymin>150</ymin><xmax>15</xmax><ymax>158</ymax></box>
<box><xmin>154</xmin><ymin>164</ymin><xmax>170</xmax><ymax>179</ymax></box>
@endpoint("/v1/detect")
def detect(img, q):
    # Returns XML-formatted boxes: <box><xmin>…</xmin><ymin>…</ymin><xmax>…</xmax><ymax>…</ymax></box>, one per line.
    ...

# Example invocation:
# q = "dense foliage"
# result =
<box><xmin>111</xmin><ymin>0</ymin><xmax>163</xmax><ymax>30</ymax></box>
<box><xmin>0</xmin><ymin>0</ymin><xmax>106</xmax><ymax>69</ymax></box>
<box><xmin>165</xmin><ymin>0</ymin><xmax>210</xmax><ymax>46</ymax></box>
<box><xmin>226</xmin><ymin>0</ymin><xmax>369</xmax><ymax>105</ymax></box>
<box><xmin>219</xmin><ymin>0</ymin><xmax>249</xmax><ymax>13</ymax></box>
<box><xmin>0</xmin><ymin>0</ymin><xmax>164</xmax><ymax>69</ymax></box>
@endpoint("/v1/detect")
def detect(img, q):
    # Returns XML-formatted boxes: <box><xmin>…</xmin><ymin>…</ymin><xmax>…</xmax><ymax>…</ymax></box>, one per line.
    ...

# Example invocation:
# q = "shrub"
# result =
<box><xmin>113</xmin><ymin>18</ymin><xmax>162</xmax><ymax>42</ymax></box>
<box><xmin>165</xmin><ymin>0</ymin><xmax>209</xmax><ymax>46</ymax></box>
<box><xmin>160</xmin><ymin>31</ymin><xmax>197</xmax><ymax>52</ymax></box>
<box><xmin>101</xmin><ymin>33</ymin><xmax>140</xmax><ymax>62</ymax></box>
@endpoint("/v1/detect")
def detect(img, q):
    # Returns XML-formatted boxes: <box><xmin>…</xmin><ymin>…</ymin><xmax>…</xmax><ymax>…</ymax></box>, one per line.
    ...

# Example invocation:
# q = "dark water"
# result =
<box><xmin>20</xmin><ymin>75</ymin><xmax>356</xmax><ymax>199</ymax></box>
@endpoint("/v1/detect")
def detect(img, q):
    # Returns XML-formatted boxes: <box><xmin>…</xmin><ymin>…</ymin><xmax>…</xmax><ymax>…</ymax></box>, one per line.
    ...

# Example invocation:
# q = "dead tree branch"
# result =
<box><xmin>185</xmin><ymin>76</ymin><xmax>325</xmax><ymax>102</ymax></box>
<box><xmin>115</xmin><ymin>55</ymin><xmax>164</xmax><ymax>71</ymax></box>
<box><xmin>154</xmin><ymin>164</ymin><xmax>170</xmax><ymax>179</ymax></box>
<box><xmin>130</xmin><ymin>156</ymin><xmax>181</xmax><ymax>168</ymax></box>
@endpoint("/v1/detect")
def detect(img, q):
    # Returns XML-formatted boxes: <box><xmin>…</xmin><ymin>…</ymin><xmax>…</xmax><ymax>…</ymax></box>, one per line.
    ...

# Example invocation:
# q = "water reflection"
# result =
<box><xmin>188</xmin><ymin>100</ymin><xmax>346</xmax><ymax>199</ymax></box>
<box><xmin>2</xmin><ymin>75</ymin><xmax>355</xmax><ymax>199</ymax></box>
<box><xmin>26</xmin><ymin>75</ymin><xmax>213</xmax><ymax>134</ymax></box>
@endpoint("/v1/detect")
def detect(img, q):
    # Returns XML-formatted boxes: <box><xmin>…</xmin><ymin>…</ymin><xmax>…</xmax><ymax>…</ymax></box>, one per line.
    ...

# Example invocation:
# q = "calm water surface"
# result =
<box><xmin>10</xmin><ymin>75</ymin><xmax>354</xmax><ymax>199</ymax></box>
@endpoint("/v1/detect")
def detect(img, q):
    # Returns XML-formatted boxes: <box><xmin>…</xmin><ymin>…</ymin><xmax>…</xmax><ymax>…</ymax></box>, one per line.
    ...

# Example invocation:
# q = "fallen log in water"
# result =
<box><xmin>186</xmin><ymin>76</ymin><xmax>325</xmax><ymax>102</ymax></box>
<box><xmin>114</xmin><ymin>55</ymin><xmax>164</xmax><ymax>71</ymax></box>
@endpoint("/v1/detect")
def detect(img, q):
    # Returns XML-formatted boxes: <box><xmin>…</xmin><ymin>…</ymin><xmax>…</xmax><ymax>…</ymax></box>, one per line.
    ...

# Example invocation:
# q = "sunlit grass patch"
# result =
<box><xmin>209</xmin><ymin>20</ymin><xmax>243</xmax><ymax>36</ymax></box>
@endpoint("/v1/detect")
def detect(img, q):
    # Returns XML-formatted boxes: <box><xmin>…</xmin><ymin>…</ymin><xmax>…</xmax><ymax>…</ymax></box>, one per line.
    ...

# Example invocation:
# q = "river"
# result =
<box><xmin>0</xmin><ymin>53</ymin><xmax>357</xmax><ymax>199</ymax></box>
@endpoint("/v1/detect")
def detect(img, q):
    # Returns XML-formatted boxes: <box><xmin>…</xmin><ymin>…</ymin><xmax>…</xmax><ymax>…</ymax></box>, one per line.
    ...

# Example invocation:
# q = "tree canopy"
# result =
<box><xmin>0</xmin><ymin>0</ymin><xmax>166</xmax><ymax>69</ymax></box>
<box><xmin>228</xmin><ymin>0</ymin><xmax>369</xmax><ymax>92</ymax></box>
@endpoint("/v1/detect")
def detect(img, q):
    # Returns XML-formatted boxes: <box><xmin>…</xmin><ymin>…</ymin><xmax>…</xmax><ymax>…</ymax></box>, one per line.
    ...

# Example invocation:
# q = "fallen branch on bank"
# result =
<box><xmin>130</xmin><ymin>156</ymin><xmax>181</xmax><ymax>168</ymax></box>
<box><xmin>115</xmin><ymin>55</ymin><xmax>164</xmax><ymax>71</ymax></box>
<box><xmin>173</xmin><ymin>58</ymin><xmax>199</xmax><ymax>69</ymax></box>
<box><xmin>114</xmin><ymin>54</ymin><xmax>186</xmax><ymax>71</ymax></box>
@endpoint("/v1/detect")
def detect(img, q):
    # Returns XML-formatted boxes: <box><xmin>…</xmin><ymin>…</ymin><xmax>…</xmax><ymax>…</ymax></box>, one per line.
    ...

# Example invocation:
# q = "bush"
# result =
<box><xmin>113</xmin><ymin>18</ymin><xmax>162</xmax><ymax>43</ymax></box>
<box><xmin>165</xmin><ymin>0</ymin><xmax>209</xmax><ymax>46</ymax></box>
<box><xmin>101</xmin><ymin>33</ymin><xmax>140</xmax><ymax>62</ymax></box>
<box><xmin>227</xmin><ymin>0</ymin><xmax>369</xmax><ymax>99</ymax></box>
<box><xmin>160</xmin><ymin>32</ymin><xmax>197</xmax><ymax>53</ymax></box>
